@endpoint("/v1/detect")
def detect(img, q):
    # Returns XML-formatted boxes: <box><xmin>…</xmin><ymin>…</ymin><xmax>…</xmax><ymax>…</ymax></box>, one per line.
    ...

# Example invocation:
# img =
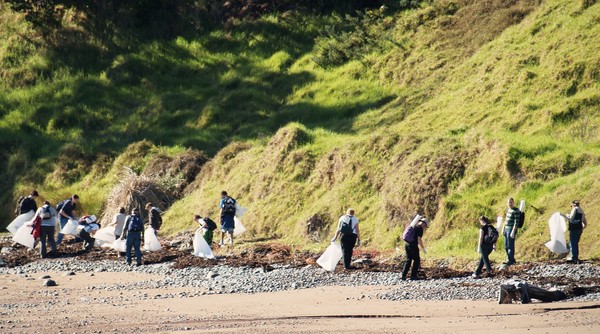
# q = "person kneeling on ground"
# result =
<box><xmin>331</xmin><ymin>209</ymin><xmax>360</xmax><ymax>270</ymax></box>
<box><xmin>402</xmin><ymin>217</ymin><xmax>429</xmax><ymax>280</ymax></box>
<box><xmin>121</xmin><ymin>208</ymin><xmax>144</xmax><ymax>266</ymax></box>
<box><xmin>194</xmin><ymin>214</ymin><xmax>217</xmax><ymax>247</ymax></box>
<box><xmin>77</xmin><ymin>215</ymin><xmax>100</xmax><ymax>251</ymax></box>
<box><xmin>472</xmin><ymin>216</ymin><xmax>498</xmax><ymax>278</ymax></box>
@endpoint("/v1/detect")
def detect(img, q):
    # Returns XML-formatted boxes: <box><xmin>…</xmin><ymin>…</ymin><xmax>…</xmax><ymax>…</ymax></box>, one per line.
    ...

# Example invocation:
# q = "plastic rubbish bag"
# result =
<box><xmin>235</xmin><ymin>204</ymin><xmax>248</xmax><ymax>217</ymax></box>
<box><xmin>6</xmin><ymin>211</ymin><xmax>34</xmax><ymax>235</ymax></box>
<box><xmin>12</xmin><ymin>223</ymin><xmax>35</xmax><ymax>248</ymax></box>
<box><xmin>192</xmin><ymin>228</ymin><xmax>215</xmax><ymax>259</ymax></box>
<box><xmin>112</xmin><ymin>238</ymin><xmax>126</xmax><ymax>252</ymax></box>
<box><xmin>316</xmin><ymin>242</ymin><xmax>343</xmax><ymax>272</ymax></box>
<box><xmin>545</xmin><ymin>212</ymin><xmax>569</xmax><ymax>254</ymax></box>
<box><xmin>94</xmin><ymin>226</ymin><xmax>116</xmax><ymax>246</ymax></box>
<box><xmin>143</xmin><ymin>227</ymin><xmax>162</xmax><ymax>251</ymax></box>
<box><xmin>409</xmin><ymin>214</ymin><xmax>421</xmax><ymax>227</ymax></box>
<box><xmin>60</xmin><ymin>218</ymin><xmax>79</xmax><ymax>236</ymax></box>
<box><xmin>233</xmin><ymin>216</ymin><xmax>246</xmax><ymax>236</ymax></box>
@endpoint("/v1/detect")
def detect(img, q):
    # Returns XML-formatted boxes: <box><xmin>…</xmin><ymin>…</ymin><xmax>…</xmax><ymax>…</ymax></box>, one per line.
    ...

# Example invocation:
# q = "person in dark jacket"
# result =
<box><xmin>402</xmin><ymin>217</ymin><xmax>429</xmax><ymax>280</ymax></box>
<box><xmin>18</xmin><ymin>190</ymin><xmax>39</xmax><ymax>215</ymax></box>
<box><xmin>330</xmin><ymin>209</ymin><xmax>360</xmax><ymax>270</ymax></box>
<box><xmin>561</xmin><ymin>200</ymin><xmax>588</xmax><ymax>264</ymax></box>
<box><xmin>56</xmin><ymin>194</ymin><xmax>79</xmax><ymax>245</ymax></box>
<box><xmin>121</xmin><ymin>208</ymin><xmax>144</xmax><ymax>266</ymax></box>
<box><xmin>219</xmin><ymin>191</ymin><xmax>236</xmax><ymax>246</ymax></box>
<box><xmin>472</xmin><ymin>216</ymin><xmax>496</xmax><ymax>278</ymax></box>
<box><xmin>145</xmin><ymin>202</ymin><xmax>162</xmax><ymax>235</ymax></box>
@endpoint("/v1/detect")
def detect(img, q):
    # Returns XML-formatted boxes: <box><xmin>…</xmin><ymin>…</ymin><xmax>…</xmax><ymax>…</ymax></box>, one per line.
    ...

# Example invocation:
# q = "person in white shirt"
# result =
<box><xmin>77</xmin><ymin>215</ymin><xmax>100</xmax><ymax>251</ymax></box>
<box><xmin>331</xmin><ymin>208</ymin><xmax>360</xmax><ymax>270</ymax></box>
<box><xmin>109</xmin><ymin>207</ymin><xmax>127</xmax><ymax>239</ymax></box>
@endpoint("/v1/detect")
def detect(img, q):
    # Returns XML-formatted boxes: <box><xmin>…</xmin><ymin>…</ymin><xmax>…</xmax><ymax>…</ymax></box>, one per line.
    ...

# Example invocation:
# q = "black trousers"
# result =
<box><xmin>475</xmin><ymin>243</ymin><xmax>493</xmax><ymax>275</ymax></box>
<box><xmin>340</xmin><ymin>233</ymin><xmax>357</xmax><ymax>269</ymax></box>
<box><xmin>402</xmin><ymin>242</ymin><xmax>420</xmax><ymax>279</ymax></box>
<box><xmin>78</xmin><ymin>230</ymin><xmax>95</xmax><ymax>250</ymax></box>
<box><xmin>40</xmin><ymin>225</ymin><xmax>57</xmax><ymax>258</ymax></box>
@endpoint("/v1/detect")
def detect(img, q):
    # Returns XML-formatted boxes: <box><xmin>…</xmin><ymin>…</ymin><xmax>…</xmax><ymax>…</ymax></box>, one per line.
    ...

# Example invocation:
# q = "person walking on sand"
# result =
<box><xmin>145</xmin><ymin>203</ymin><xmax>162</xmax><ymax>235</ymax></box>
<box><xmin>121</xmin><ymin>208</ymin><xmax>144</xmax><ymax>266</ymax></box>
<box><xmin>561</xmin><ymin>200</ymin><xmax>587</xmax><ymax>264</ymax></box>
<box><xmin>37</xmin><ymin>201</ymin><xmax>57</xmax><ymax>258</ymax></box>
<box><xmin>219</xmin><ymin>191</ymin><xmax>236</xmax><ymax>246</ymax></box>
<box><xmin>402</xmin><ymin>217</ymin><xmax>429</xmax><ymax>280</ymax></box>
<box><xmin>472</xmin><ymin>216</ymin><xmax>498</xmax><ymax>278</ymax></box>
<box><xmin>56</xmin><ymin>194</ymin><xmax>79</xmax><ymax>245</ymax></box>
<box><xmin>330</xmin><ymin>209</ymin><xmax>360</xmax><ymax>270</ymax></box>
<box><xmin>502</xmin><ymin>197</ymin><xmax>520</xmax><ymax>266</ymax></box>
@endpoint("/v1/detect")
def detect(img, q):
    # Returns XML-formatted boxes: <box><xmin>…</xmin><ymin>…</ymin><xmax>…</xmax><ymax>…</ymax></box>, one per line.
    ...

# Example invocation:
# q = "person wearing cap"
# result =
<box><xmin>501</xmin><ymin>197</ymin><xmax>520</xmax><ymax>266</ymax></box>
<box><xmin>121</xmin><ymin>208</ymin><xmax>144</xmax><ymax>266</ymax></box>
<box><xmin>331</xmin><ymin>209</ymin><xmax>361</xmax><ymax>270</ymax></box>
<box><xmin>561</xmin><ymin>200</ymin><xmax>587</xmax><ymax>264</ymax></box>
<box><xmin>77</xmin><ymin>215</ymin><xmax>100</xmax><ymax>251</ymax></box>
<box><xmin>402</xmin><ymin>217</ymin><xmax>429</xmax><ymax>280</ymax></box>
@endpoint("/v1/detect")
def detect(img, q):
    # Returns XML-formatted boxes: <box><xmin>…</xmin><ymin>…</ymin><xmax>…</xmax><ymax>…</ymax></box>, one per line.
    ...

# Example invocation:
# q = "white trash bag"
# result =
<box><xmin>112</xmin><ymin>238</ymin><xmax>126</xmax><ymax>252</ymax></box>
<box><xmin>235</xmin><ymin>204</ymin><xmax>248</xmax><ymax>217</ymax></box>
<box><xmin>233</xmin><ymin>216</ymin><xmax>246</xmax><ymax>236</ymax></box>
<box><xmin>192</xmin><ymin>228</ymin><xmax>215</xmax><ymax>259</ymax></box>
<box><xmin>60</xmin><ymin>218</ymin><xmax>79</xmax><ymax>236</ymax></box>
<box><xmin>545</xmin><ymin>212</ymin><xmax>569</xmax><ymax>254</ymax></box>
<box><xmin>94</xmin><ymin>226</ymin><xmax>116</xmax><ymax>246</ymax></box>
<box><xmin>6</xmin><ymin>211</ymin><xmax>35</xmax><ymax>235</ymax></box>
<box><xmin>143</xmin><ymin>227</ymin><xmax>162</xmax><ymax>251</ymax></box>
<box><xmin>316</xmin><ymin>242</ymin><xmax>343</xmax><ymax>272</ymax></box>
<box><xmin>12</xmin><ymin>223</ymin><xmax>35</xmax><ymax>249</ymax></box>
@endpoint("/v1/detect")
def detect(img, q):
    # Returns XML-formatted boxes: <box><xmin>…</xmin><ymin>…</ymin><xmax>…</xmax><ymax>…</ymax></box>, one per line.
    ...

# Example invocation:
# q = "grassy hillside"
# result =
<box><xmin>1</xmin><ymin>0</ymin><xmax>599</xmax><ymax>261</ymax></box>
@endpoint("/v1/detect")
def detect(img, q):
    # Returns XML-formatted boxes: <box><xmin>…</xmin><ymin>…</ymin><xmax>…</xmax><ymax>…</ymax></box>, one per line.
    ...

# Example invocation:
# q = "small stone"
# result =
<box><xmin>39</xmin><ymin>275</ymin><xmax>51</xmax><ymax>280</ymax></box>
<box><xmin>63</xmin><ymin>271</ymin><xmax>76</xmax><ymax>277</ymax></box>
<box><xmin>43</xmin><ymin>279</ymin><xmax>57</xmax><ymax>287</ymax></box>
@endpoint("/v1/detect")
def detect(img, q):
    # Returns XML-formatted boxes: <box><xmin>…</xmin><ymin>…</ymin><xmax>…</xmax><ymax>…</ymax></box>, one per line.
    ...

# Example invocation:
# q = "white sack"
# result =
<box><xmin>143</xmin><ymin>227</ymin><xmax>162</xmax><ymax>251</ymax></box>
<box><xmin>112</xmin><ymin>238</ymin><xmax>126</xmax><ymax>252</ymax></box>
<box><xmin>233</xmin><ymin>216</ymin><xmax>246</xmax><ymax>236</ymax></box>
<box><xmin>6</xmin><ymin>211</ymin><xmax>34</xmax><ymax>235</ymax></box>
<box><xmin>316</xmin><ymin>242</ymin><xmax>343</xmax><ymax>272</ymax></box>
<box><xmin>60</xmin><ymin>218</ymin><xmax>79</xmax><ymax>236</ymax></box>
<box><xmin>409</xmin><ymin>214</ymin><xmax>421</xmax><ymax>228</ymax></box>
<box><xmin>545</xmin><ymin>212</ymin><xmax>569</xmax><ymax>254</ymax></box>
<box><xmin>12</xmin><ymin>223</ymin><xmax>35</xmax><ymax>248</ymax></box>
<box><xmin>235</xmin><ymin>204</ymin><xmax>248</xmax><ymax>217</ymax></box>
<box><xmin>192</xmin><ymin>228</ymin><xmax>215</xmax><ymax>259</ymax></box>
<box><xmin>94</xmin><ymin>226</ymin><xmax>116</xmax><ymax>246</ymax></box>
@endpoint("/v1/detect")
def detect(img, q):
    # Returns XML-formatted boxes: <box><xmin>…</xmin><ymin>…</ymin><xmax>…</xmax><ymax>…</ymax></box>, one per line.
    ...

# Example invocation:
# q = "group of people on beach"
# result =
<box><xmin>11</xmin><ymin>189</ymin><xmax>588</xmax><ymax>276</ymax></box>
<box><xmin>328</xmin><ymin>197</ymin><xmax>588</xmax><ymax>279</ymax></box>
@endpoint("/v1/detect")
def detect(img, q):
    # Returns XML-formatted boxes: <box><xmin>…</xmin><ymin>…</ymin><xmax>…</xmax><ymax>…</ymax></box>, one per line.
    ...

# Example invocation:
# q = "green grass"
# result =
<box><xmin>1</xmin><ymin>0</ymin><xmax>600</xmax><ymax>261</ymax></box>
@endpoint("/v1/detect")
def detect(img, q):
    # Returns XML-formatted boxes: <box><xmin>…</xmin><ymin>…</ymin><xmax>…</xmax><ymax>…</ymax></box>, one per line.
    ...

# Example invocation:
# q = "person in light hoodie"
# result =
<box><xmin>37</xmin><ymin>201</ymin><xmax>57</xmax><ymax>258</ymax></box>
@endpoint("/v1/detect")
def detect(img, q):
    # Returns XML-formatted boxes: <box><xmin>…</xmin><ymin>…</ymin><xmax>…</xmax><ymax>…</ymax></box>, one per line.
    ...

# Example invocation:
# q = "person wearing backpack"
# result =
<box><xmin>501</xmin><ymin>197</ymin><xmax>521</xmax><ymax>266</ymax></box>
<box><xmin>37</xmin><ymin>201</ymin><xmax>57</xmax><ymax>258</ymax></box>
<box><xmin>16</xmin><ymin>190</ymin><xmax>39</xmax><ymax>216</ymax></box>
<box><xmin>330</xmin><ymin>209</ymin><xmax>360</xmax><ymax>270</ymax></box>
<box><xmin>145</xmin><ymin>202</ymin><xmax>162</xmax><ymax>235</ymax></box>
<box><xmin>121</xmin><ymin>208</ymin><xmax>144</xmax><ymax>266</ymax></box>
<box><xmin>472</xmin><ymin>216</ymin><xmax>497</xmax><ymax>278</ymax></box>
<box><xmin>401</xmin><ymin>216</ymin><xmax>429</xmax><ymax>280</ymax></box>
<box><xmin>56</xmin><ymin>194</ymin><xmax>79</xmax><ymax>245</ymax></box>
<box><xmin>219</xmin><ymin>191</ymin><xmax>236</xmax><ymax>246</ymax></box>
<box><xmin>195</xmin><ymin>214</ymin><xmax>217</xmax><ymax>246</ymax></box>
<box><xmin>561</xmin><ymin>200</ymin><xmax>588</xmax><ymax>264</ymax></box>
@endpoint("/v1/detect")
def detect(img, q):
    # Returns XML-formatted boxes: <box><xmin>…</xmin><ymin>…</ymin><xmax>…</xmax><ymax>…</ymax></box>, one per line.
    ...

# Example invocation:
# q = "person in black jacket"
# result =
<box><xmin>402</xmin><ymin>217</ymin><xmax>429</xmax><ymax>280</ymax></box>
<box><xmin>145</xmin><ymin>202</ymin><xmax>162</xmax><ymax>235</ymax></box>
<box><xmin>18</xmin><ymin>190</ymin><xmax>39</xmax><ymax>215</ymax></box>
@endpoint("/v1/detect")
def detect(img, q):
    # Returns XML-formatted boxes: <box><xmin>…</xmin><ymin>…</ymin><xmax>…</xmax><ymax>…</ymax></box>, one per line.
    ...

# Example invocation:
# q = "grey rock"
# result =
<box><xmin>1</xmin><ymin>247</ymin><xmax>15</xmax><ymax>254</ymax></box>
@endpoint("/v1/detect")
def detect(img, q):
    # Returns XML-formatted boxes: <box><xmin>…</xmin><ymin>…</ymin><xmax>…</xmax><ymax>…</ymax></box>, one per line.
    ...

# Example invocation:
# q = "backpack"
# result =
<box><xmin>128</xmin><ymin>215</ymin><xmax>143</xmax><ymax>232</ymax></box>
<box><xmin>204</xmin><ymin>217</ymin><xmax>217</xmax><ymax>231</ymax></box>
<box><xmin>56</xmin><ymin>200</ymin><xmax>67</xmax><ymax>213</ymax></box>
<box><xmin>222</xmin><ymin>197</ymin><xmax>236</xmax><ymax>215</ymax></box>
<box><xmin>41</xmin><ymin>206</ymin><xmax>52</xmax><ymax>219</ymax></box>
<box><xmin>14</xmin><ymin>196</ymin><xmax>25</xmax><ymax>216</ymax></box>
<box><xmin>484</xmin><ymin>225</ymin><xmax>499</xmax><ymax>244</ymax></box>
<box><xmin>517</xmin><ymin>210</ymin><xmax>525</xmax><ymax>228</ymax></box>
<box><xmin>340</xmin><ymin>215</ymin><xmax>354</xmax><ymax>235</ymax></box>
<box><xmin>403</xmin><ymin>225</ymin><xmax>417</xmax><ymax>243</ymax></box>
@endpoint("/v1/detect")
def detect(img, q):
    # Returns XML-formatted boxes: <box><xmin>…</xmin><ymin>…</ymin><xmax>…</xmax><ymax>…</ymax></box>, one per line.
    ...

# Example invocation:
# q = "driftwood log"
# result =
<box><xmin>499</xmin><ymin>281</ymin><xmax>567</xmax><ymax>304</ymax></box>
